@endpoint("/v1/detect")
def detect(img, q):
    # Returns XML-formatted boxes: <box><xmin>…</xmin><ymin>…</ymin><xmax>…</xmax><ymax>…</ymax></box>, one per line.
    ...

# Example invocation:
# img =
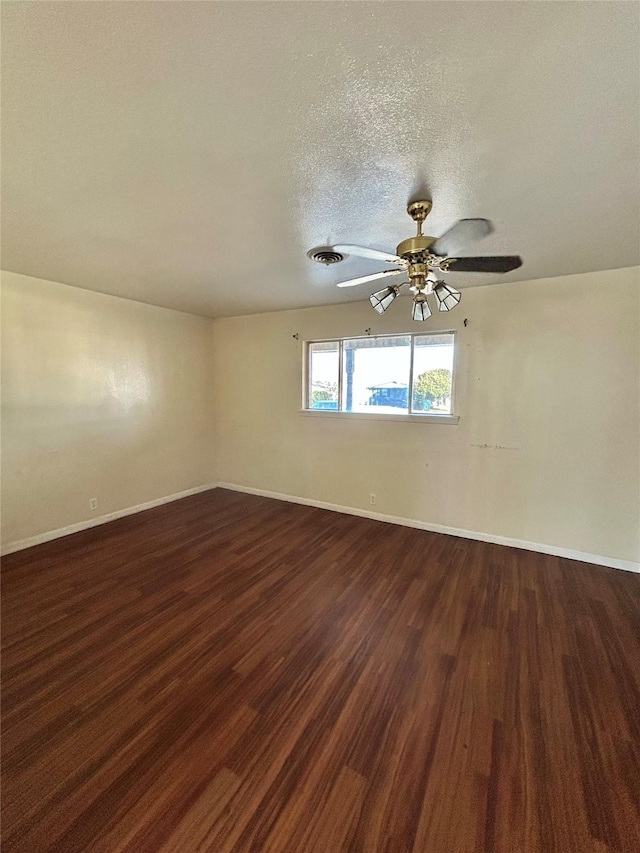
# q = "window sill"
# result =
<box><xmin>299</xmin><ymin>409</ymin><xmax>460</xmax><ymax>425</ymax></box>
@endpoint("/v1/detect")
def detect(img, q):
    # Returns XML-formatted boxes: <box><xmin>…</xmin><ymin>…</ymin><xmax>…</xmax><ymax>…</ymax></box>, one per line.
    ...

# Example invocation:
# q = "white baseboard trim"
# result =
<box><xmin>218</xmin><ymin>482</ymin><xmax>640</xmax><ymax>574</ymax></box>
<box><xmin>5</xmin><ymin>480</ymin><xmax>638</xmax><ymax>574</ymax></box>
<box><xmin>1</xmin><ymin>483</ymin><xmax>219</xmax><ymax>556</ymax></box>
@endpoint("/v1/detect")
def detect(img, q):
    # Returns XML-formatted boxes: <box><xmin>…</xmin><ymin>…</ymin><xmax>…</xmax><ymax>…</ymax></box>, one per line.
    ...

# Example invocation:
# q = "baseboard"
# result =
<box><xmin>217</xmin><ymin>482</ymin><xmax>640</xmax><ymax>574</ymax></box>
<box><xmin>5</xmin><ymin>480</ymin><xmax>638</xmax><ymax>574</ymax></box>
<box><xmin>1</xmin><ymin>483</ymin><xmax>218</xmax><ymax>555</ymax></box>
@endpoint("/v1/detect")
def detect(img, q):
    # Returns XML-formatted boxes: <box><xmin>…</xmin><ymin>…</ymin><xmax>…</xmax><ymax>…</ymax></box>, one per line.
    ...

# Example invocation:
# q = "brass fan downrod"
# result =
<box><xmin>407</xmin><ymin>200</ymin><xmax>433</xmax><ymax>235</ymax></box>
<box><xmin>396</xmin><ymin>200</ymin><xmax>436</xmax><ymax>262</ymax></box>
<box><xmin>396</xmin><ymin>200</ymin><xmax>436</xmax><ymax>293</ymax></box>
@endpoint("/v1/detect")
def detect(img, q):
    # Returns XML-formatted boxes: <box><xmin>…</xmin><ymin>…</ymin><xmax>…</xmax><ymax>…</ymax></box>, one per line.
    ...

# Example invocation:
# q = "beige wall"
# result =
<box><xmin>1</xmin><ymin>271</ymin><xmax>216</xmax><ymax>549</ymax></box>
<box><xmin>213</xmin><ymin>267</ymin><xmax>640</xmax><ymax>565</ymax></box>
<box><xmin>3</xmin><ymin>267</ymin><xmax>638</xmax><ymax>565</ymax></box>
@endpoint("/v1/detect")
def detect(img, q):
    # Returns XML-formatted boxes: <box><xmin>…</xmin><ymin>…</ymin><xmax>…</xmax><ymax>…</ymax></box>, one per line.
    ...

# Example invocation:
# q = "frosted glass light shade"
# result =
<box><xmin>411</xmin><ymin>294</ymin><xmax>432</xmax><ymax>322</ymax></box>
<box><xmin>433</xmin><ymin>281</ymin><xmax>461</xmax><ymax>312</ymax></box>
<box><xmin>369</xmin><ymin>286</ymin><xmax>398</xmax><ymax>314</ymax></box>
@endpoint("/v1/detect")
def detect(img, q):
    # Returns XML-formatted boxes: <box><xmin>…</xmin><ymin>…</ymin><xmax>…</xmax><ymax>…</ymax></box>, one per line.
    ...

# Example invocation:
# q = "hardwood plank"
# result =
<box><xmin>2</xmin><ymin>488</ymin><xmax>639</xmax><ymax>852</ymax></box>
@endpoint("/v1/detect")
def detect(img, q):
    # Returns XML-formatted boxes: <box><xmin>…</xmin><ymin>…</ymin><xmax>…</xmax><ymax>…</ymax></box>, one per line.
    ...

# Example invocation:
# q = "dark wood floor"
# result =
<box><xmin>2</xmin><ymin>489</ymin><xmax>639</xmax><ymax>852</ymax></box>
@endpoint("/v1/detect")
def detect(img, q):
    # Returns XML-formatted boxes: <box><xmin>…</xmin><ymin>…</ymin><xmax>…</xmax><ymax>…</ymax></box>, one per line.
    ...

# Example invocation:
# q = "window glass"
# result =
<box><xmin>308</xmin><ymin>341</ymin><xmax>339</xmax><ymax>409</ymax></box>
<box><xmin>411</xmin><ymin>333</ymin><xmax>455</xmax><ymax>415</ymax></box>
<box><xmin>341</xmin><ymin>336</ymin><xmax>411</xmax><ymax>414</ymax></box>
<box><xmin>306</xmin><ymin>332</ymin><xmax>456</xmax><ymax>417</ymax></box>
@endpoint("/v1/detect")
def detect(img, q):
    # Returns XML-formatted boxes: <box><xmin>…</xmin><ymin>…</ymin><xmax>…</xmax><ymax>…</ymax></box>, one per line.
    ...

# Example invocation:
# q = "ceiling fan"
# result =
<box><xmin>308</xmin><ymin>200</ymin><xmax>522</xmax><ymax>321</ymax></box>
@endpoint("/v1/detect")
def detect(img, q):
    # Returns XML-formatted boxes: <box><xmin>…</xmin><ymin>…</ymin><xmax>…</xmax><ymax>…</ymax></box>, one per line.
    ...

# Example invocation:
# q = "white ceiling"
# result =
<box><xmin>2</xmin><ymin>1</ymin><xmax>639</xmax><ymax>318</ymax></box>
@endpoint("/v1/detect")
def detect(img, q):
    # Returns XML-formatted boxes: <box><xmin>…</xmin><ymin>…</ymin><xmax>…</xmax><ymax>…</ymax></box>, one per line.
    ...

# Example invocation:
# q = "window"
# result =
<box><xmin>305</xmin><ymin>332</ymin><xmax>456</xmax><ymax>417</ymax></box>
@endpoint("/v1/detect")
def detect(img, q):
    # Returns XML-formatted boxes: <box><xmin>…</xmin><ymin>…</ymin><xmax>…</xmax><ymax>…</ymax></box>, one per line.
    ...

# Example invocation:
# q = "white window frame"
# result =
<box><xmin>302</xmin><ymin>331</ymin><xmax>459</xmax><ymax>424</ymax></box>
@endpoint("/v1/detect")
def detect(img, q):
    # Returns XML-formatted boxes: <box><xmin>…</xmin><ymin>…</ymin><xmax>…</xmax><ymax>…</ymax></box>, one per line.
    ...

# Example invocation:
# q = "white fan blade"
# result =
<box><xmin>336</xmin><ymin>269</ymin><xmax>405</xmax><ymax>289</ymax></box>
<box><xmin>333</xmin><ymin>244</ymin><xmax>405</xmax><ymax>264</ymax></box>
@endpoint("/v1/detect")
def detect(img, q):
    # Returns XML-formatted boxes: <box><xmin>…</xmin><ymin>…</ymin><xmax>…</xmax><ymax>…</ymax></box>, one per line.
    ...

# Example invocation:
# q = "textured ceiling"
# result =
<box><xmin>2</xmin><ymin>1</ymin><xmax>639</xmax><ymax>318</ymax></box>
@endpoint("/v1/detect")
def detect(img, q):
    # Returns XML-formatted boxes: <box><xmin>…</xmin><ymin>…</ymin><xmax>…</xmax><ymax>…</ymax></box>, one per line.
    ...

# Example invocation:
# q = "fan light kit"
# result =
<box><xmin>308</xmin><ymin>200</ymin><xmax>522</xmax><ymax>321</ymax></box>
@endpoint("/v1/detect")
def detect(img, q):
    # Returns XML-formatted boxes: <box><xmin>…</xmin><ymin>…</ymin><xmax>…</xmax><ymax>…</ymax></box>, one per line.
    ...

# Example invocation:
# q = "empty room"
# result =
<box><xmin>1</xmin><ymin>2</ymin><xmax>639</xmax><ymax>851</ymax></box>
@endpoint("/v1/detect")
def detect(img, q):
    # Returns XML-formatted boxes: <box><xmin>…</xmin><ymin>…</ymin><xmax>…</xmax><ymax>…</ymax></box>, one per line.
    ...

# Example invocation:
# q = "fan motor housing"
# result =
<box><xmin>396</xmin><ymin>235</ymin><xmax>435</xmax><ymax>261</ymax></box>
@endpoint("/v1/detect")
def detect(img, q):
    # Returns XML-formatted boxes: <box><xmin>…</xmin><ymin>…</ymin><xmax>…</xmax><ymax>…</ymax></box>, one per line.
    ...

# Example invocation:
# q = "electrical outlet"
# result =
<box><xmin>89</xmin><ymin>498</ymin><xmax>98</xmax><ymax>511</ymax></box>
<box><xmin>369</xmin><ymin>493</ymin><xmax>376</xmax><ymax>505</ymax></box>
